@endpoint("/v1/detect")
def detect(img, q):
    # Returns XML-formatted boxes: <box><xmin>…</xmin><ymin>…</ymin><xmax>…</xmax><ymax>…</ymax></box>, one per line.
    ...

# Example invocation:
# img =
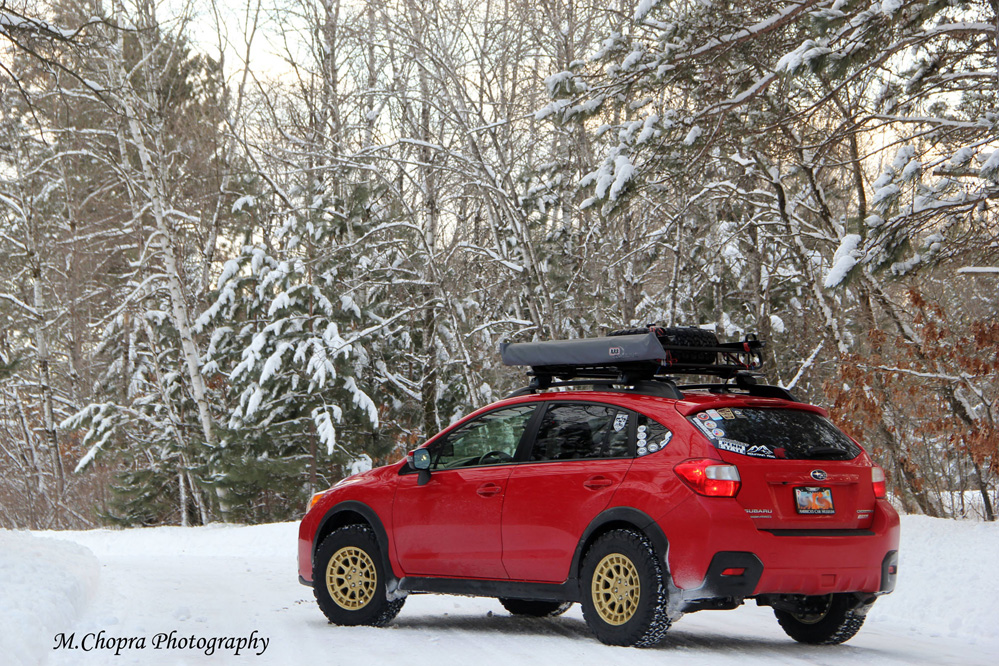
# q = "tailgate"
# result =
<box><xmin>686</xmin><ymin>406</ymin><xmax>877</xmax><ymax>531</ymax></box>
<box><xmin>719</xmin><ymin>455</ymin><xmax>877</xmax><ymax>531</ymax></box>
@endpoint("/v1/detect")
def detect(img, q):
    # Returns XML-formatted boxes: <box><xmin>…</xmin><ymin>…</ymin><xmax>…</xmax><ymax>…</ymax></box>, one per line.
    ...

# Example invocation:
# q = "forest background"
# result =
<box><xmin>0</xmin><ymin>0</ymin><xmax>996</xmax><ymax>529</ymax></box>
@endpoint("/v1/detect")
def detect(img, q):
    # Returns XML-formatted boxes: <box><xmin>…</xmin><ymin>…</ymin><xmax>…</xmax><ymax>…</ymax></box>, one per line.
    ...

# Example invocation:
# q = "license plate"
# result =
<box><xmin>794</xmin><ymin>487</ymin><xmax>835</xmax><ymax>514</ymax></box>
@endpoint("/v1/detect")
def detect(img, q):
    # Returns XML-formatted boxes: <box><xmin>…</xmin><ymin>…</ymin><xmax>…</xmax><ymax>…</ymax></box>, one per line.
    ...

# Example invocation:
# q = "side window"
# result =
<box><xmin>530</xmin><ymin>403</ymin><xmax>632</xmax><ymax>462</ymax></box>
<box><xmin>431</xmin><ymin>405</ymin><xmax>536</xmax><ymax>470</ymax></box>
<box><xmin>636</xmin><ymin>415</ymin><xmax>673</xmax><ymax>457</ymax></box>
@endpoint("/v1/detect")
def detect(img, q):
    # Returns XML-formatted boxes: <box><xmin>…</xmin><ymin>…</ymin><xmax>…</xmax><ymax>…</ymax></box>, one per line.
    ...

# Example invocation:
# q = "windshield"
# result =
<box><xmin>688</xmin><ymin>407</ymin><xmax>861</xmax><ymax>460</ymax></box>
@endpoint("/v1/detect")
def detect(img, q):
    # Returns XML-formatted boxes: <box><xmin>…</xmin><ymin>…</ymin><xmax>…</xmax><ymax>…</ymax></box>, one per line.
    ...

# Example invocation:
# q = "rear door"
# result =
<box><xmin>501</xmin><ymin>402</ymin><xmax>635</xmax><ymax>582</ymax></box>
<box><xmin>686</xmin><ymin>406</ymin><xmax>877</xmax><ymax>531</ymax></box>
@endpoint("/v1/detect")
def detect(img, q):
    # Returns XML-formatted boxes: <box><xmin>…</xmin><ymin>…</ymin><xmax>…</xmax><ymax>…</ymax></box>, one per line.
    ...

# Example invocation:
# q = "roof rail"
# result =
<box><xmin>679</xmin><ymin>372</ymin><xmax>798</xmax><ymax>402</ymax></box>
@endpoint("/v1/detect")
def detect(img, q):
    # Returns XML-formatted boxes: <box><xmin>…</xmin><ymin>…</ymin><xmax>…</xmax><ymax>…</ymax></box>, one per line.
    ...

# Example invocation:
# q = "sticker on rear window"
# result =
<box><xmin>614</xmin><ymin>413</ymin><xmax>628</xmax><ymax>432</ymax></box>
<box><xmin>717</xmin><ymin>439</ymin><xmax>746</xmax><ymax>454</ymax></box>
<box><xmin>746</xmin><ymin>445</ymin><xmax>776</xmax><ymax>458</ymax></box>
<box><xmin>712</xmin><ymin>428</ymin><xmax>725</xmax><ymax>438</ymax></box>
<box><xmin>707</xmin><ymin>409</ymin><xmax>722</xmax><ymax>420</ymax></box>
<box><xmin>696</xmin><ymin>413</ymin><xmax>711</xmax><ymax>421</ymax></box>
<box><xmin>716</xmin><ymin>408</ymin><xmax>735</xmax><ymax>420</ymax></box>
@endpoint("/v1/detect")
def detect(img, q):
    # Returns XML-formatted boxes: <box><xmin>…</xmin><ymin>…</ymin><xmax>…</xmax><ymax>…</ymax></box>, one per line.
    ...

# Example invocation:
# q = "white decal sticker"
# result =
<box><xmin>613</xmin><ymin>413</ymin><xmax>628</xmax><ymax>432</ymax></box>
<box><xmin>746</xmin><ymin>445</ymin><xmax>776</xmax><ymax>458</ymax></box>
<box><xmin>707</xmin><ymin>409</ymin><xmax>722</xmax><ymax>421</ymax></box>
<box><xmin>717</xmin><ymin>440</ymin><xmax>746</xmax><ymax>454</ymax></box>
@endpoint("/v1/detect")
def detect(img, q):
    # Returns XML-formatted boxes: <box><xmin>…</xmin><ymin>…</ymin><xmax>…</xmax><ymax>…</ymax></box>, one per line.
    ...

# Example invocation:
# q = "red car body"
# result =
<box><xmin>299</xmin><ymin>389</ymin><xmax>899</xmax><ymax>617</ymax></box>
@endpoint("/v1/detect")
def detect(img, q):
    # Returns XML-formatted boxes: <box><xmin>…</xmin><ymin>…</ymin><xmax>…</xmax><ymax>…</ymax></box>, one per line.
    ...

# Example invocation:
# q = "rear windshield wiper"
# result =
<box><xmin>801</xmin><ymin>446</ymin><xmax>853</xmax><ymax>460</ymax></box>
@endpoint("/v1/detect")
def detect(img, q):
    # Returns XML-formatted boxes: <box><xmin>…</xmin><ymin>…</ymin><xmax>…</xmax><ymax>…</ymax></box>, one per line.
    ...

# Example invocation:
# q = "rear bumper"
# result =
<box><xmin>660</xmin><ymin>497</ymin><xmax>901</xmax><ymax>599</ymax></box>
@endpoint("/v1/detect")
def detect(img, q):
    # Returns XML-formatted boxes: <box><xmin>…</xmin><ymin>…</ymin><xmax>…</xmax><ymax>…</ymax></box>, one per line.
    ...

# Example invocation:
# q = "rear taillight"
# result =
<box><xmin>674</xmin><ymin>458</ymin><xmax>741</xmax><ymax>497</ymax></box>
<box><xmin>872</xmin><ymin>466</ymin><xmax>887</xmax><ymax>499</ymax></box>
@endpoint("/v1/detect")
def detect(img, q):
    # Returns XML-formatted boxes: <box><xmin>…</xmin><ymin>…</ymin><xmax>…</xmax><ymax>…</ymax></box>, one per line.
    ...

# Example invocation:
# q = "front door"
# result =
<box><xmin>392</xmin><ymin>404</ymin><xmax>538</xmax><ymax>579</ymax></box>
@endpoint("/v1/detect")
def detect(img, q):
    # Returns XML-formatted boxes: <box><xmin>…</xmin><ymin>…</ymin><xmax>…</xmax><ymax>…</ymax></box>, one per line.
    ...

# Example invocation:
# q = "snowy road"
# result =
<box><xmin>4</xmin><ymin>517</ymin><xmax>997</xmax><ymax>665</ymax></box>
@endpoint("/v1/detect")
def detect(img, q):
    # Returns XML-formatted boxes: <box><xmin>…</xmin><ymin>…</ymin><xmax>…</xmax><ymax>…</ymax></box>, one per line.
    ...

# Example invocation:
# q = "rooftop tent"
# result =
<box><xmin>499</xmin><ymin>332</ymin><xmax>665</xmax><ymax>368</ymax></box>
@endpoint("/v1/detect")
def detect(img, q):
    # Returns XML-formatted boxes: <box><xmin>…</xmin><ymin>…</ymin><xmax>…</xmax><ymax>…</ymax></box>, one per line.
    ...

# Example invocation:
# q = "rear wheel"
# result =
<box><xmin>579</xmin><ymin>530</ymin><xmax>671</xmax><ymax>647</ymax></box>
<box><xmin>313</xmin><ymin>524</ymin><xmax>405</xmax><ymax>627</ymax></box>
<box><xmin>774</xmin><ymin>594</ymin><xmax>869</xmax><ymax>645</ymax></box>
<box><xmin>498</xmin><ymin>598</ymin><xmax>573</xmax><ymax>617</ymax></box>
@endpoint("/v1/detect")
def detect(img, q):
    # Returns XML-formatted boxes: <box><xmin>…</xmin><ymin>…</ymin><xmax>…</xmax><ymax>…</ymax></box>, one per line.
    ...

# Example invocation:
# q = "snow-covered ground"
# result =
<box><xmin>2</xmin><ymin>515</ymin><xmax>997</xmax><ymax>665</ymax></box>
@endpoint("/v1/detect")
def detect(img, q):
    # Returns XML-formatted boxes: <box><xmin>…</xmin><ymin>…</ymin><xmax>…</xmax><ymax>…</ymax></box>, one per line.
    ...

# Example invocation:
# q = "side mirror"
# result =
<box><xmin>410</xmin><ymin>449</ymin><xmax>431</xmax><ymax>470</ymax></box>
<box><xmin>409</xmin><ymin>449</ymin><xmax>432</xmax><ymax>486</ymax></box>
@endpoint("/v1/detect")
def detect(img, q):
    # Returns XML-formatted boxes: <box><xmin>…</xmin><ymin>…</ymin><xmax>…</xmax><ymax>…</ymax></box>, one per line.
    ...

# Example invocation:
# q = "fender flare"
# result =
<box><xmin>569</xmin><ymin>506</ymin><xmax>670</xmax><ymax>581</ymax></box>
<box><xmin>314</xmin><ymin>500</ymin><xmax>400</xmax><ymax>591</ymax></box>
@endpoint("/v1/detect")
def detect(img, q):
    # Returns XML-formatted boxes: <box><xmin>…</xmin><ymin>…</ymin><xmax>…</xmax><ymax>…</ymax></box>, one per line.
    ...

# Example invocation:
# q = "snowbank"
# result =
<box><xmin>874</xmin><ymin>515</ymin><xmax>999</xmax><ymax>639</ymax></box>
<box><xmin>0</xmin><ymin>530</ymin><xmax>100</xmax><ymax>665</ymax></box>
<box><xmin>38</xmin><ymin>522</ymin><xmax>294</xmax><ymax>561</ymax></box>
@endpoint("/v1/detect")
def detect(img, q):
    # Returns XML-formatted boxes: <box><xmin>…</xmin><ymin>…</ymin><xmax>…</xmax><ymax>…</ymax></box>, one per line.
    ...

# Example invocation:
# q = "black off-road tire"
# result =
<box><xmin>579</xmin><ymin>529</ymin><xmax>671</xmax><ymax>647</ymax></box>
<box><xmin>313</xmin><ymin>524</ymin><xmax>405</xmax><ymax>627</ymax></box>
<box><xmin>609</xmin><ymin>325</ymin><xmax>719</xmax><ymax>365</ymax></box>
<box><xmin>774</xmin><ymin>593</ymin><xmax>869</xmax><ymax>645</ymax></box>
<box><xmin>498</xmin><ymin>598</ymin><xmax>573</xmax><ymax>617</ymax></box>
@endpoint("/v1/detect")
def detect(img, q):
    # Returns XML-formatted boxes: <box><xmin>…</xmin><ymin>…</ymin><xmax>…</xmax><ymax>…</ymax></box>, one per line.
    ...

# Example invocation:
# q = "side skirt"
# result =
<box><xmin>398</xmin><ymin>576</ymin><xmax>581</xmax><ymax>603</ymax></box>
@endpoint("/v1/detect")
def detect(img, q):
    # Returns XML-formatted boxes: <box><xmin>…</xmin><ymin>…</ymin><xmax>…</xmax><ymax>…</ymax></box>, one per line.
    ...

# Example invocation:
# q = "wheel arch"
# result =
<box><xmin>314</xmin><ymin>500</ymin><xmax>397</xmax><ymax>584</ymax></box>
<box><xmin>571</xmin><ymin>507</ymin><xmax>669</xmax><ymax>581</ymax></box>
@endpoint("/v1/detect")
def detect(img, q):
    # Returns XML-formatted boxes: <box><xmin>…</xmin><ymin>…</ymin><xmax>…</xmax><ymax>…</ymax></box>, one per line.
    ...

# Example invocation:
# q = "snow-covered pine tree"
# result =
<box><xmin>198</xmin><ymin>173</ymin><xmax>411</xmax><ymax>519</ymax></box>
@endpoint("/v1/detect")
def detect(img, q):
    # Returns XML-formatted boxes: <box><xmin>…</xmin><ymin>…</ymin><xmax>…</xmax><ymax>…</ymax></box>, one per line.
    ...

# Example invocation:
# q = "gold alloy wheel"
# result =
<box><xmin>326</xmin><ymin>546</ymin><xmax>378</xmax><ymax>610</ymax></box>
<box><xmin>591</xmin><ymin>553</ymin><xmax>641</xmax><ymax>626</ymax></box>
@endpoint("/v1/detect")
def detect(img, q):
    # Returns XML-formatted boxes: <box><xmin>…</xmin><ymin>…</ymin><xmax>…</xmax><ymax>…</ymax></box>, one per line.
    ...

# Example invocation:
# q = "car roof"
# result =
<box><xmin>488</xmin><ymin>388</ymin><xmax>828</xmax><ymax>419</ymax></box>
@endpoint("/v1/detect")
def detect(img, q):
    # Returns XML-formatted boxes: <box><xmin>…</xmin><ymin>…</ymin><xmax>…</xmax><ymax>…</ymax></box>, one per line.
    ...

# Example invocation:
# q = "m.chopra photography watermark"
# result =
<box><xmin>53</xmin><ymin>630</ymin><xmax>269</xmax><ymax>657</ymax></box>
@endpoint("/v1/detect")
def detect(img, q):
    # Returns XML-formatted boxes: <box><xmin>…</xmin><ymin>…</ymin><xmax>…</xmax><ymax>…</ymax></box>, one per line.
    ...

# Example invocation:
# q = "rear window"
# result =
<box><xmin>688</xmin><ymin>407</ymin><xmax>861</xmax><ymax>460</ymax></box>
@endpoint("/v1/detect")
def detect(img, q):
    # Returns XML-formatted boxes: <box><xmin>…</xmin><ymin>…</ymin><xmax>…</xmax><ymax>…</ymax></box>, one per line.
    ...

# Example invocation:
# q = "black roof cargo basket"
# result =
<box><xmin>500</xmin><ymin>327</ymin><xmax>794</xmax><ymax>401</ymax></box>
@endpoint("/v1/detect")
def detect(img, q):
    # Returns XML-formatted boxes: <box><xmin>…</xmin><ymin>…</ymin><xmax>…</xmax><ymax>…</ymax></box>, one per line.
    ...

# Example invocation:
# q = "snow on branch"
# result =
<box><xmin>680</xmin><ymin>0</ymin><xmax>823</xmax><ymax>62</ymax></box>
<box><xmin>0</xmin><ymin>11</ymin><xmax>79</xmax><ymax>40</ymax></box>
<box><xmin>0</xmin><ymin>292</ymin><xmax>41</xmax><ymax>319</ymax></box>
<box><xmin>824</xmin><ymin>234</ymin><xmax>862</xmax><ymax>289</ymax></box>
<box><xmin>957</xmin><ymin>267</ymin><xmax>999</xmax><ymax>274</ymax></box>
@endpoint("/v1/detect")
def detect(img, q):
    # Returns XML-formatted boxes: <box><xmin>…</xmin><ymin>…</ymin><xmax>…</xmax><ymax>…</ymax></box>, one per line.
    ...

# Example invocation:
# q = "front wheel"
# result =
<box><xmin>774</xmin><ymin>594</ymin><xmax>869</xmax><ymax>645</ymax></box>
<box><xmin>579</xmin><ymin>530</ymin><xmax>671</xmax><ymax>647</ymax></box>
<box><xmin>312</xmin><ymin>524</ymin><xmax>405</xmax><ymax>626</ymax></box>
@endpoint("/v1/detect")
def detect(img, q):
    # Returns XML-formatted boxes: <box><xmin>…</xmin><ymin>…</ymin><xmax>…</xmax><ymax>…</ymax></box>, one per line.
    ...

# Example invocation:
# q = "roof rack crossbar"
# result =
<box><xmin>503</xmin><ymin>376</ymin><xmax>683</xmax><ymax>400</ymax></box>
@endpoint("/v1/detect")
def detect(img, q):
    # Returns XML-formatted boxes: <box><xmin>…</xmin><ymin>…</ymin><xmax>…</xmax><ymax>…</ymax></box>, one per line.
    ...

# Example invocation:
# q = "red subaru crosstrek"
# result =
<box><xmin>298</xmin><ymin>327</ymin><xmax>899</xmax><ymax>647</ymax></box>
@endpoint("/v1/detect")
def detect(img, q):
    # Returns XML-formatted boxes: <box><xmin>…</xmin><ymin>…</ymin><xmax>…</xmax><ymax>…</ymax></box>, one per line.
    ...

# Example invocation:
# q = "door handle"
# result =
<box><xmin>477</xmin><ymin>483</ymin><xmax>503</xmax><ymax>497</ymax></box>
<box><xmin>583</xmin><ymin>476</ymin><xmax>614</xmax><ymax>490</ymax></box>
